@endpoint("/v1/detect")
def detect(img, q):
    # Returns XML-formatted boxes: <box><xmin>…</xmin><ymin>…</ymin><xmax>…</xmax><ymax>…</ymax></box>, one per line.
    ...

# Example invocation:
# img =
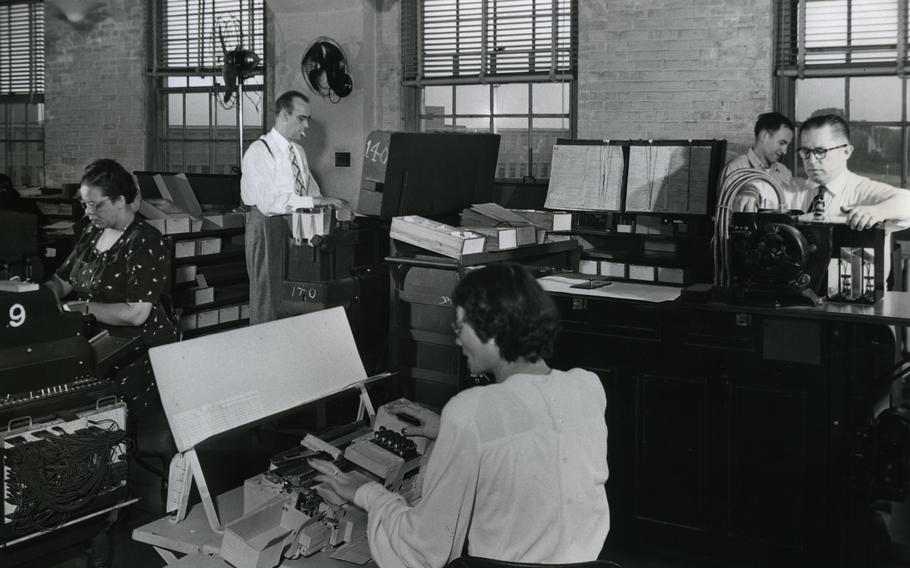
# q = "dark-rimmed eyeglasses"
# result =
<box><xmin>79</xmin><ymin>197</ymin><xmax>111</xmax><ymax>211</ymax></box>
<box><xmin>797</xmin><ymin>144</ymin><xmax>848</xmax><ymax>160</ymax></box>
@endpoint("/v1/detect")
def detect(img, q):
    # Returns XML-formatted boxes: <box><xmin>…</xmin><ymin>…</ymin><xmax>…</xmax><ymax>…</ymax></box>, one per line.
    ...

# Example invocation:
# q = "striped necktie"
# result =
<box><xmin>810</xmin><ymin>185</ymin><xmax>827</xmax><ymax>216</ymax></box>
<box><xmin>290</xmin><ymin>145</ymin><xmax>306</xmax><ymax>196</ymax></box>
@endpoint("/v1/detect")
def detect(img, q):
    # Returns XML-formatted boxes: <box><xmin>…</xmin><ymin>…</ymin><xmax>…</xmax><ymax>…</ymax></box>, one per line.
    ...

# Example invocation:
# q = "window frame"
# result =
<box><xmin>150</xmin><ymin>0</ymin><xmax>266</xmax><ymax>174</ymax></box>
<box><xmin>402</xmin><ymin>0</ymin><xmax>578</xmax><ymax>182</ymax></box>
<box><xmin>0</xmin><ymin>0</ymin><xmax>45</xmax><ymax>187</ymax></box>
<box><xmin>774</xmin><ymin>0</ymin><xmax>910</xmax><ymax>187</ymax></box>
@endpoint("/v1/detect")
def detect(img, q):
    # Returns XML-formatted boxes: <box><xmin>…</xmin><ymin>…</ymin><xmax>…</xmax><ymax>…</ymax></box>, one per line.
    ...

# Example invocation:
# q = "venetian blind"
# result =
<box><xmin>776</xmin><ymin>0</ymin><xmax>909</xmax><ymax>75</ymax></box>
<box><xmin>158</xmin><ymin>0</ymin><xmax>264</xmax><ymax>72</ymax></box>
<box><xmin>403</xmin><ymin>0</ymin><xmax>576</xmax><ymax>84</ymax></box>
<box><xmin>0</xmin><ymin>0</ymin><xmax>44</xmax><ymax>96</ymax></box>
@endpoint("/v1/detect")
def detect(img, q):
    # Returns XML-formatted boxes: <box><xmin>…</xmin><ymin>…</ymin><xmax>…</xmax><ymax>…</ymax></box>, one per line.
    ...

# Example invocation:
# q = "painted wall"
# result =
<box><xmin>43</xmin><ymin>0</ymin><xmax>148</xmax><ymax>187</ymax></box>
<box><xmin>266</xmin><ymin>0</ymin><xmax>403</xmax><ymax>207</ymax></box>
<box><xmin>578</xmin><ymin>0</ymin><xmax>774</xmax><ymax>159</ymax></box>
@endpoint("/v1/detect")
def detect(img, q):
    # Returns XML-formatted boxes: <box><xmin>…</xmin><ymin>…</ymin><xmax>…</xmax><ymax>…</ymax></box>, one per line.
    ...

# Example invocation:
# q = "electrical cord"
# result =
<box><xmin>4</xmin><ymin>421</ymin><xmax>132</xmax><ymax>535</ymax></box>
<box><xmin>712</xmin><ymin>168</ymin><xmax>784</xmax><ymax>287</ymax></box>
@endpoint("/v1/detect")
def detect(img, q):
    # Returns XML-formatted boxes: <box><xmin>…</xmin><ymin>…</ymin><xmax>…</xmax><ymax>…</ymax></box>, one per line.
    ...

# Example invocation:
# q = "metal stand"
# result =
<box><xmin>236</xmin><ymin>79</ymin><xmax>245</xmax><ymax>167</ymax></box>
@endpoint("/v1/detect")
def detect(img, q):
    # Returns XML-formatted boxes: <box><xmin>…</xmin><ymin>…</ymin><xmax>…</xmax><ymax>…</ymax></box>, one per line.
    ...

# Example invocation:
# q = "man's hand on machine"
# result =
<box><xmin>309</xmin><ymin>458</ymin><xmax>369</xmax><ymax>503</ymax></box>
<box><xmin>313</xmin><ymin>196</ymin><xmax>349</xmax><ymax>210</ymax></box>
<box><xmin>383</xmin><ymin>399</ymin><xmax>440</xmax><ymax>440</ymax></box>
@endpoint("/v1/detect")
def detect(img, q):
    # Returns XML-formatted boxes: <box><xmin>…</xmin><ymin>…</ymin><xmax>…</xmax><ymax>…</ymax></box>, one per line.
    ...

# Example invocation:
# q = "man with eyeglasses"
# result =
<box><xmin>797</xmin><ymin>113</ymin><xmax>910</xmax><ymax>284</ymax></box>
<box><xmin>719</xmin><ymin>112</ymin><xmax>802</xmax><ymax>212</ymax></box>
<box><xmin>796</xmin><ymin>114</ymin><xmax>910</xmax><ymax>232</ymax></box>
<box><xmin>241</xmin><ymin>90</ymin><xmax>348</xmax><ymax>324</ymax></box>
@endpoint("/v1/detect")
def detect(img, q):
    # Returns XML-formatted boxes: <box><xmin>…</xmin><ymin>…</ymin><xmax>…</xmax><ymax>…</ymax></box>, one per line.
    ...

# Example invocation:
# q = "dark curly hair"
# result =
<box><xmin>81</xmin><ymin>159</ymin><xmax>138</xmax><ymax>204</ymax></box>
<box><xmin>453</xmin><ymin>263</ymin><xmax>560</xmax><ymax>363</ymax></box>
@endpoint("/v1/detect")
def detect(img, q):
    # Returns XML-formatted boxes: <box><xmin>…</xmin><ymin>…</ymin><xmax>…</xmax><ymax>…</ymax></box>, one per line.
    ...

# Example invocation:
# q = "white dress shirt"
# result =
<box><xmin>354</xmin><ymin>368</ymin><xmax>610</xmax><ymax>568</ymax></box>
<box><xmin>804</xmin><ymin>169</ymin><xmax>910</xmax><ymax>280</ymax></box>
<box><xmin>240</xmin><ymin>128</ymin><xmax>322</xmax><ymax>215</ymax></box>
<box><xmin>720</xmin><ymin>148</ymin><xmax>802</xmax><ymax>211</ymax></box>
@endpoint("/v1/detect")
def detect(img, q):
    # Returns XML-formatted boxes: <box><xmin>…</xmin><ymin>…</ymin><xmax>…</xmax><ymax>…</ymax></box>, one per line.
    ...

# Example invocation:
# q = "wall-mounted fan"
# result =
<box><xmin>301</xmin><ymin>38</ymin><xmax>353</xmax><ymax>101</ymax></box>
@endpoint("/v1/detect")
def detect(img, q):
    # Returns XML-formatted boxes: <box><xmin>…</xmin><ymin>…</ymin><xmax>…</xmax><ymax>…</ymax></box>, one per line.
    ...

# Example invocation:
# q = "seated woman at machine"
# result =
<box><xmin>311</xmin><ymin>263</ymin><xmax>610</xmax><ymax>567</ymax></box>
<box><xmin>43</xmin><ymin>159</ymin><xmax>178</xmax><ymax>463</ymax></box>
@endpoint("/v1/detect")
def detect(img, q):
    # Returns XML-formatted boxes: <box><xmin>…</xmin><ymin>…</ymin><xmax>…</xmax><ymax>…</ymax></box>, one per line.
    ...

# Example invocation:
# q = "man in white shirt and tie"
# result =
<box><xmin>797</xmin><ymin>113</ymin><xmax>910</xmax><ymax>284</ymax></box>
<box><xmin>241</xmin><ymin>90</ymin><xmax>346</xmax><ymax>324</ymax></box>
<box><xmin>718</xmin><ymin>112</ymin><xmax>802</xmax><ymax>212</ymax></box>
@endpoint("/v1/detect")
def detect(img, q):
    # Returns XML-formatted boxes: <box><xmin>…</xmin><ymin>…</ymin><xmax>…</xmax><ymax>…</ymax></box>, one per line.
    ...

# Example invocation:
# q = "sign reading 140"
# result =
<box><xmin>8</xmin><ymin>303</ymin><xmax>26</xmax><ymax>327</ymax></box>
<box><xmin>365</xmin><ymin>138</ymin><xmax>389</xmax><ymax>165</ymax></box>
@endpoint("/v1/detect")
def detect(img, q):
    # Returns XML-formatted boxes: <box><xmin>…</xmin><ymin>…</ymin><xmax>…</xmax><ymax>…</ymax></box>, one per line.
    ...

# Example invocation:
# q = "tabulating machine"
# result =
<box><xmin>0</xmin><ymin>286</ymin><xmax>137</xmax><ymax>553</ymax></box>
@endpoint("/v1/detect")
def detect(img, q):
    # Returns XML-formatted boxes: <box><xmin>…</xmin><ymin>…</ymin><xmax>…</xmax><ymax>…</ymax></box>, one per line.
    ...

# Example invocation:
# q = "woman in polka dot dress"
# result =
<box><xmin>45</xmin><ymin>159</ymin><xmax>178</xmax><ymax>467</ymax></box>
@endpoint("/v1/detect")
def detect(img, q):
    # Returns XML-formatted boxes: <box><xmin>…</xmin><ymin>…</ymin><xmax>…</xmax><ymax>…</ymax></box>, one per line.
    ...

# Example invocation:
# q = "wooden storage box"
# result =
<box><xmin>219</xmin><ymin>304</ymin><xmax>241</xmax><ymax>323</ymax></box>
<box><xmin>196</xmin><ymin>237</ymin><xmax>222</xmax><ymax>256</ymax></box>
<box><xmin>390</xmin><ymin>216</ymin><xmax>485</xmax><ymax>259</ymax></box>
<box><xmin>179</xmin><ymin>314</ymin><xmax>197</xmax><ymax>331</ymax></box>
<box><xmin>175</xmin><ymin>286</ymin><xmax>214</xmax><ymax>306</ymax></box>
<box><xmin>196</xmin><ymin>309</ymin><xmax>219</xmax><ymax>328</ymax></box>
<box><xmin>203</xmin><ymin>212</ymin><xmax>245</xmax><ymax>230</ymax></box>
<box><xmin>174</xmin><ymin>240</ymin><xmax>197</xmax><ymax>258</ymax></box>
<box><xmin>175</xmin><ymin>264</ymin><xmax>197</xmax><ymax>284</ymax></box>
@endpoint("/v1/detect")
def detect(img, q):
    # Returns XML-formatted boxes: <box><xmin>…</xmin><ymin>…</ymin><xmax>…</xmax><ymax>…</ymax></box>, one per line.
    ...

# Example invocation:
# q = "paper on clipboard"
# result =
<box><xmin>545</xmin><ymin>144</ymin><xmax>624</xmax><ymax>211</ymax></box>
<box><xmin>625</xmin><ymin>145</ymin><xmax>711</xmax><ymax>215</ymax></box>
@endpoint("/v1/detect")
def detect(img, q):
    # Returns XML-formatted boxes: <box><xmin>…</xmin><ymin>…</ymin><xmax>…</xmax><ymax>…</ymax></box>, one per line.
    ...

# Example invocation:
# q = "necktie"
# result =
<box><xmin>810</xmin><ymin>185</ymin><xmax>827</xmax><ymax>216</ymax></box>
<box><xmin>290</xmin><ymin>146</ymin><xmax>306</xmax><ymax>196</ymax></box>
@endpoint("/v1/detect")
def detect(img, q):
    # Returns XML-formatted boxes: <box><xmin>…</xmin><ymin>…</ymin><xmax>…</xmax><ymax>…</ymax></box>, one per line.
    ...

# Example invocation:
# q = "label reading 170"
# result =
<box><xmin>288</xmin><ymin>285</ymin><xmax>321</xmax><ymax>302</ymax></box>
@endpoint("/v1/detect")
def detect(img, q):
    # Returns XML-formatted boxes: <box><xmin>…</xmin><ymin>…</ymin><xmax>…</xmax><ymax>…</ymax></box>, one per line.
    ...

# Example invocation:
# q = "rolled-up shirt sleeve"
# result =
<box><xmin>353</xmin><ymin>405</ymin><xmax>478</xmax><ymax>568</ymax></box>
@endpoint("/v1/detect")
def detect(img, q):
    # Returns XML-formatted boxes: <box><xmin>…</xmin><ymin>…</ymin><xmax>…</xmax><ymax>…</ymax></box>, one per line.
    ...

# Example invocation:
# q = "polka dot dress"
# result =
<box><xmin>57</xmin><ymin>218</ymin><xmax>179</xmax><ymax>409</ymax></box>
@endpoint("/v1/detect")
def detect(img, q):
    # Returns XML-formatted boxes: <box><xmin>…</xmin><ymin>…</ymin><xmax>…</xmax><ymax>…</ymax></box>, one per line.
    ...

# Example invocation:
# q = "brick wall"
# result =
<box><xmin>44</xmin><ymin>0</ymin><xmax>148</xmax><ymax>187</ymax></box>
<box><xmin>578</xmin><ymin>0</ymin><xmax>774</xmax><ymax>158</ymax></box>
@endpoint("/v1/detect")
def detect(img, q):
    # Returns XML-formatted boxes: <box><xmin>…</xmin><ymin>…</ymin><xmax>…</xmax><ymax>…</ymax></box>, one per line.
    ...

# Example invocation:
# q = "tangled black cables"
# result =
<box><xmin>5</xmin><ymin>419</ymin><xmax>133</xmax><ymax>534</ymax></box>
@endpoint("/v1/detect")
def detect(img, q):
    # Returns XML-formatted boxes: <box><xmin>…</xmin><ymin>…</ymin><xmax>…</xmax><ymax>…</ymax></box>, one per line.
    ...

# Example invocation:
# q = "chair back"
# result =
<box><xmin>446</xmin><ymin>557</ymin><xmax>621</xmax><ymax>568</ymax></box>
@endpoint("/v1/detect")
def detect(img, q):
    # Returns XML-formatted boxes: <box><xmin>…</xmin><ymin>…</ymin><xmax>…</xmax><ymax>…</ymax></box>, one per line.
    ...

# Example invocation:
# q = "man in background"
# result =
<box><xmin>719</xmin><ymin>112</ymin><xmax>802</xmax><ymax>212</ymax></box>
<box><xmin>240</xmin><ymin>90</ymin><xmax>346</xmax><ymax>324</ymax></box>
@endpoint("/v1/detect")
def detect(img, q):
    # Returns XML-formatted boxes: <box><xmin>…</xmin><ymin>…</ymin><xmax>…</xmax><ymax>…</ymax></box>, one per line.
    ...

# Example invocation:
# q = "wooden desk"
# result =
<box><xmin>544</xmin><ymin>280</ymin><xmax>910</xmax><ymax>567</ymax></box>
<box><xmin>132</xmin><ymin>486</ymin><xmax>376</xmax><ymax>567</ymax></box>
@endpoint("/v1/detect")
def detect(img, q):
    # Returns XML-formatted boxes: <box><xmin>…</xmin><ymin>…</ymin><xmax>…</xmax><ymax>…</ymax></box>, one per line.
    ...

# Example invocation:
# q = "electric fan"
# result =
<box><xmin>301</xmin><ymin>38</ymin><xmax>353</xmax><ymax>101</ymax></box>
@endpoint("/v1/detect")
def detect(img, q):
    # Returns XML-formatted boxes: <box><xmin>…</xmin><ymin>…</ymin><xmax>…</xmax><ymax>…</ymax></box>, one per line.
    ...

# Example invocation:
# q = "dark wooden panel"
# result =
<box><xmin>635</xmin><ymin>373</ymin><xmax>710</xmax><ymax>530</ymax></box>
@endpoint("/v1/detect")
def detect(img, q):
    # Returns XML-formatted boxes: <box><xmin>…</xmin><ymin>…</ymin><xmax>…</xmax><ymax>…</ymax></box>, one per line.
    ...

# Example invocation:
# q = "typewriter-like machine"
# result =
<box><xmin>134</xmin><ymin>307</ymin><xmax>432</xmax><ymax>567</ymax></box>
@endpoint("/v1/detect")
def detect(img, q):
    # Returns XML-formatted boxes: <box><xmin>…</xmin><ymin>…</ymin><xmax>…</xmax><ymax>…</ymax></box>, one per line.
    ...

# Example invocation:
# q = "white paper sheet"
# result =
<box><xmin>538</xmin><ymin>275</ymin><xmax>682</xmax><ymax>303</ymax></box>
<box><xmin>545</xmin><ymin>144</ymin><xmax>624</xmax><ymax>211</ymax></box>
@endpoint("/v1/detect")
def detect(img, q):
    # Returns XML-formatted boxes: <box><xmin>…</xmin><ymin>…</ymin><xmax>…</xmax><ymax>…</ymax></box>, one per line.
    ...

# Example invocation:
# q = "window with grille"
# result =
<box><xmin>402</xmin><ymin>0</ymin><xmax>577</xmax><ymax>182</ymax></box>
<box><xmin>153</xmin><ymin>0</ymin><xmax>265</xmax><ymax>174</ymax></box>
<box><xmin>775</xmin><ymin>0</ymin><xmax>908</xmax><ymax>187</ymax></box>
<box><xmin>0</xmin><ymin>0</ymin><xmax>44</xmax><ymax>187</ymax></box>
